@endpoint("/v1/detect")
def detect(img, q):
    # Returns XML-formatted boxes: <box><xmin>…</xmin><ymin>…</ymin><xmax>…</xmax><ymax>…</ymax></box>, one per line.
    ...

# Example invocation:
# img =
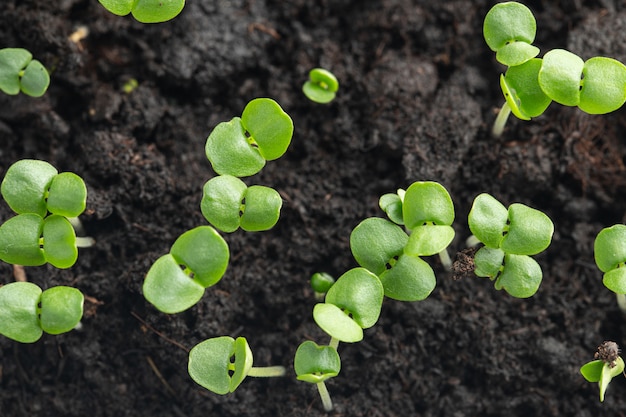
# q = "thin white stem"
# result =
<box><xmin>246</xmin><ymin>366</ymin><xmax>286</xmax><ymax>378</ymax></box>
<box><xmin>75</xmin><ymin>236</ymin><xmax>96</xmax><ymax>248</ymax></box>
<box><xmin>438</xmin><ymin>249</ymin><xmax>452</xmax><ymax>271</ymax></box>
<box><xmin>616</xmin><ymin>293</ymin><xmax>626</xmax><ymax>315</ymax></box>
<box><xmin>465</xmin><ymin>235</ymin><xmax>481</xmax><ymax>248</ymax></box>
<box><xmin>316</xmin><ymin>381</ymin><xmax>333</xmax><ymax>412</ymax></box>
<box><xmin>492</xmin><ymin>102</ymin><xmax>512</xmax><ymax>137</ymax></box>
<box><xmin>68</xmin><ymin>217</ymin><xmax>86</xmax><ymax>235</ymax></box>
<box><xmin>328</xmin><ymin>337</ymin><xmax>340</xmax><ymax>351</ymax></box>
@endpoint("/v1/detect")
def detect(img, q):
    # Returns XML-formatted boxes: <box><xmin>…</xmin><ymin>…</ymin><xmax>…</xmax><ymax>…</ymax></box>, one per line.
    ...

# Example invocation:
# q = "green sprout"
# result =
<box><xmin>294</xmin><ymin>341</ymin><xmax>341</xmax><ymax>412</ymax></box>
<box><xmin>0</xmin><ymin>282</ymin><xmax>84</xmax><ymax>343</ymax></box>
<box><xmin>593</xmin><ymin>224</ymin><xmax>626</xmax><ymax>312</ymax></box>
<box><xmin>188</xmin><ymin>336</ymin><xmax>286</xmax><ymax>395</ymax></box>
<box><xmin>200</xmin><ymin>175</ymin><xmax>283</xmax><ymax>233</ymax></box>
<box><xmin>467</xmin><ymin>193</ymin><xmax>554</xmax><ymax>298</ymax></box>
<box><xmin>580</xmin><ymin>341</ymin><xmax>625</xmax><ymax>402</ymax></box>
<box><xmin>302</xmin><ymin>68</ymin><xmax>339</xmax><ymax>104</ymax></box>
<box><xmin>310</xmin><ymin>272</ymin><xmax>335</xmax><ymax>300</ymax></box>
<box><xmin>143</xmin><ymin>226</ymin><xmax>229</xmax><ymax>314</ymax></box>
<box><xmin>97</xmin><ymin>0</ymin><xmax>185</xmax><ymax>23</ymax></box>
<box><xmin>205</xmin><ymin>98</ymin><xmax>294</xmax><ymax>177</ymax></box>
<box><xmin>0</xmin><ymin>48</ymin><xmax>50</xmax><ymax>97</ymax></box>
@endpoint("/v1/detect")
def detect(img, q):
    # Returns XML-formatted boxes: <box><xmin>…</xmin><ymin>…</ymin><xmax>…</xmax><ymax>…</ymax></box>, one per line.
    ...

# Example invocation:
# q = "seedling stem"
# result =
<box><xmin>246</xmin><ymin>366</ymin><xmax>287</xmax><ymax>377</ymax></box>
<box><xmin>316</xmin><ymin>381</ymin><xmax>333</xmax><ymax>412</ymax></box>
<box><xmin>492</xmin><ymin>102</ymin><xmax>512</xmax><ymax>137</ymax></box>
<box><xmin>329</xmin><ymin>337</ymin><xmax>340</xmax><ymax>351</ymax></box>
<box><xmin>616</xmin><ymin>293</ymin><xmax>626</xmax><ymax>314</ymax></box>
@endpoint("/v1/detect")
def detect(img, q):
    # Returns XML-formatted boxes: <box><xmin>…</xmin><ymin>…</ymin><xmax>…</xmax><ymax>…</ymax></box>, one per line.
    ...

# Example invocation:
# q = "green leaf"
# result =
<box><xmin>188</xmin><ymin>336</ymin><xmax>236</xmax><ymax>395</ymax></box>
<box><xmin>131</xmin><ymin>0</ymin><xmax>185</xmax><ymax>23</ymax></box>
<box><xmin>350</xmin><ymin>217</ymin><xmax>408</xmax><ymax>275</ymax></box>
<box><xmin>205</xmin><ymin>117</ymin><xmax>265</xmax><ymax>177</ymax></box>
<box><xmin>46</xmin><ymin>172</ymin><xmax>87</xmax><ymax>218</ymax></box>
<box><xmin>403</xmin><ymin>181</ymin><xmax>454</xmax><ymax>230</ymax></box>
<box><xmin>0</xmin><ymin>213</ymin><xmax>45</xmax><ymax>266</ymax></box>
<box><xmin>201</xmin><ymin>175</ymin><xmax>247</xmax><ymax>233</ymax></box>
<box><xmin>468</xmin><ymin>193</ymin><xmax>508</xmax><ymax>248</ymax></box>
<box><xmin>379</xmin><ymin>192</ymin><xmax>404</xmax><ymax>225</ymax></box>
<box><xmin>313</xmin><ymin>303</ymin><xmax>363</xmax><ymax>343</ymax></box>
<box><xmin>495</xmin><ymin>254</ymin><xmax>542</xmax><ymax>298</ymax></box>
<box><xmin>404</xmin><ymin>225</ymin><xmax>455</xmax><ymax>257</ymax></box>
<box><xmin>39</xmin><ymin>286</ymin><xmax>84</xmax><ymax>335</ymax></box>
<box><xmin>241</xmin><ymin>98</ymin><xmax>294</xmax><ymax>161</ymax></box>
<box><xmin>483</xmin><ymin>2</ymin><xmax>536</xmax><ymax>52</ymax></box>
<box><xmin>240</xmin><ymin>185</ymin><xmax>283</xmax><ymax>232</ymax></box>
<box><xmin>602</xmin><ymin>268</ymin><xmax>626</xmax><ymax>294</ymax></box>
<box><xmin>302</xmin><ymin>68</ymin><xmax>339</xmax><ymax>104</ymax></box>
<box><xmin>310</xmin><ymin>272</ymin><xmax>335</xmax><ymax>294</ymax></box>
<box><xmin>473</xmin><ymin>246</ymin><xmax>504</xmax><ymax>278</ymax></box>
<box><xmin>294</xmin><ymin>341</ymin><xmax>341</xmax><ymax>384</ymax></box>
<box><xmin>599</xmin><ymin>357</ymin><xmax>625</xmax><ymax>402</ymax></box>
<box><xmin>378</xmin><ymin>254</ymin><xmax>436</xmax><ymax>301</ymax></box>
<box><xmin>143</xmin><ymin>254</ymin><xmax>206</xmax><ymax>314</ymax></box>
<box><xmin>19</xmin><ymin>59</ymin><xmax>50</xmax><ymax>97</ymax></box>
<box><xmin>325</xmin><ymin>268</ymin><xmax>384</xmax><ymax>329</ymax></box>
<box><xmin>594</xmin><ymin>224</ymin><xmax>626</xmax><ymax>273</ymax></box>
<box><xmin>0</xmin><ymin>48</ymin><xmax>32</xmax><ymax>95</ymax></box>
<box><xmin>500</xmin><ymin>58</ymin><xmax>551</xmax><ymax>120</ymax></box>
<box><xmin>170</xmin><ymin>226</ymin><xmax>230</xmax><ymax>288</ymax></box>
<box><xmin>495</xmin><ymin>41</ymin><xmax>540</xmax><ymax>67</ymax></box>
<box><xmin>230</xmin><ymin>337</ymin><xmax>253</xmax><ymax>392</ymax></box>
<box><xmin>43</xmin><ymin>215</ymin><xmax>78</xmax><ymax>269</ymax></box>
<box><xmin>500</xmin><ymin>203</ymin><xmax>553</xmax><ymax>256</ymax></box>
<box><xmin>538</xmin><ymin>49</ymin><xmax>584</xmax><ymax>106</ymax></box>
<box><xmin>580</xmin><ymin>360</ymin><xmax>604</xmax><ymax>383</ymax></box>
<box><xmin>0</xmin><ymin>282</ymin><xmax>43</xmax><ymax>343</ymax></box>
<box><xmin>1</xmin><ymin>159</ymin><xmax>58</xmax><ymax>217</ymax></box>
<box><xmin>579</xmin><ymin>57</ymin><xmax>626</xmax><ymax>115</ymax></box>
<box><xmin>97</xmin><ymin>0</ymin><xmax>133</xmax><ymax>16</ymax></box>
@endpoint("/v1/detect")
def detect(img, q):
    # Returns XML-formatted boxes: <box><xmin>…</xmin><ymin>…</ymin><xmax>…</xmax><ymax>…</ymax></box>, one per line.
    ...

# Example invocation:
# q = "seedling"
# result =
<box><xmin>310</xmin><ymin>272</ymin><xmax>335</xmax><ymax>300</ymax></box>
<box><xmin>97</xmin><ymin>0</ymin><xmax>185</xmax><ymax>23</ymax></box>
<box><xmin>205</xmin><ymin>98</ymin><xmax>294</xmax><ymax>177</ymax></box>
<box><xmin>580</xmin><ymin>341</ymin><xmax>625</xmax><ymax>402</ymax></box>
<box><xmin>294</xmin><ymin>341</ymin><xmax>341</xmax><ymax>412</ymax></box>
<box><xmin>200</xmin><ymin>175</ymin><xmax>282</xmax><ymax>233</ymax></box>
<box><xmin>188</xmin><ymin>336</ymin><xmax>285</xmax><ymax>395</ymax></box>
<box><xmin>467</xmin><ymin>193</ymin><xmax>554</xmax><ymax>298</ymax></box>
<box><xmin>0</xmin><ymin>48</ymin><xmax>50</xmax><ymax>97</ymax></box>
<box><xmin>593</xmin><ymin>224</ymin><xmax>626</xmax><ymax>312</ymax></box>
<box><xmin>302</xmin><ymin>68</ymin><xmax>339</xmax><ymax>104</ymax></box>
<box><xmin>143</xmin><ymin>226</ymin><xmax>229</xmax><ymax>313</ymax></box>
<box><xmin>0</xmin><ymin>282</ymin><xmax>84</xmax><ymax>343</ymax></box>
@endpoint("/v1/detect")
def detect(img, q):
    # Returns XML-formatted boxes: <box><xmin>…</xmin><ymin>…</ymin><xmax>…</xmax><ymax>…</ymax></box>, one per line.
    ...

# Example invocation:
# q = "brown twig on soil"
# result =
<box><xmin>12</xmin><ymin>265</ymin><xmax>27</xmax><ymax>282</ymax></box>
<box><xmin>146</xmin><ymin>356</ymin><xmax>177</xmax><ymax>397</ymax></box>
<box><xmin>130</xmin><ymin>311</ymin><xmax>189</xmax><ymax>352</ymax></box>
<box><xmin>248</xmin><ymin>22</ymin><xmax>280</xmax><ymax>39</ymax></box>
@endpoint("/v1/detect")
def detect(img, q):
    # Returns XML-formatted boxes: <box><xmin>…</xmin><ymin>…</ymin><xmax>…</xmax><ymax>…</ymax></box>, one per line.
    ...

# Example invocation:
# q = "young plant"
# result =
<box><xmin>467</xmin><ymin>193</ymin><xmax>554</xmax><ymax>298</ymax></box>
<box><xmin>205</xmin><ymin>98</ymin><xmax>294</xmax><ymax>177</ymax></box>
<box><xmin>310</xmin><ymin>272</ymin><xmax>335</xmax><ymax>300</ymax></box>
<box><xmin>97</xmin><ymin>0</ymin><xmax>185</xmax><ymax>23</ymax></box>
<box><xmin>593</xmin><ymin>224</ymin><xmax>626</xmax><ymax>312</ymax></box>
<box><xmin>302</xmin><ymin>68</ymin><xmax>339</xmax><ymax>104</ymax></box>
<box><xmin>294</xmin><ymin>341</ymin><xmax>341</xmax><ymax>412</ymax></box>
<box><xmin>143</xmin><ymin>226</ymin><xmax>229</xmax><ymax>313</ymax></box>
<box><xmin>0</xmin><ymin>48</ymin><xmax>50</xmax><ymax>97</ymax></box>
<box><xmin>188</xmin><ymin>336</ymin><xmax>285</xmax><ymax>395</ymax></box>
<box><xmin>0</xmin><ymin>282</ymin><xmax>84</xmax><ymax>343</ymax></box>
<box><xmin>580</xmin><ymin>341</ymin><xmax>625</xmax><ymax>402</ymax></box>
<box><xmin>200</xmin><ymin>175</ymin><xmax>282</xmax><ymax>233</ymax></box>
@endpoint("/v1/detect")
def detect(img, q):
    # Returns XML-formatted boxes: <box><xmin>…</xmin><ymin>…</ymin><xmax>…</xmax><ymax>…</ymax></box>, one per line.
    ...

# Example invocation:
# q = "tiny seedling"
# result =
<box><xmin>302</xmin><ymin>68</ymin><xmax>339</xmax><ymax>104</ymax></box>
<box><xmin>143</xmin><ymin>226</ymin><xmax>229</xmax><ymax>313</ymax></box>
<box><xmin>200</xmin><ymin>175</ymin><xmax>283</xmax><ymax>233</ymax></box>
<box><xmin>97</xmin><ymin>0</ymin><xmax>185</xmax><ymax>23</ymax></box>
<box><xmin>580</xmin><ymin>341</ymin><xmax>625</xmax><ymax>402</ymax></box>
<box><xmin>205</xmin><ymin>98</ymin><xmax>294</xmax><ymax>177</ymax></box>
<box><xmin>0</xmin><ymin>282</ymin><xmax>84</xmax><ymax>343</ymax></box>
<box><xmin>294</xmin><ymin>341</ymin><xmax>341</xmax><ymax>412</ymax></box>
<box><xmin>188</xmin><ymin>336</ymin><xmax>285</xmax><ymax>395</ymax></box>
<box><xmin>310</xmin><ymin>272</ymin><xmax>335</xmax><ymax>300</ymax></box>
<box><xmin>467</xmin><ymin>193</ymin><xmax>553</xmax><ymax>298</ymax></box>
<box><xmin>0</xmin><ymin>48</ymin><xmax>50</xmax><ymax>97</ymax></box>
<box><xmin>593</xmin><ymin>224</ymin><xmax>626</xmax><ymax>312</ymax></box>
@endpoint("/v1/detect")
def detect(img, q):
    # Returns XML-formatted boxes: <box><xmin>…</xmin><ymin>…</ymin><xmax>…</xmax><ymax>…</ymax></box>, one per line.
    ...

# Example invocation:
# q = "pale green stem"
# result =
<box><xmin>492</xmin><ymin>102</ymin><xmax>512</xmax><ymax>137</ymax></box>
<box><xmin>68</xmin><ymin>216</ymin><xmax>86</xmax><ymax>235</ymax></box>
<box><xmin>438</xmin><ymin>249</ymin><xmax>452</xmax><ymax>271</ymax></box>
<box><xmin>328</xmin><ymin>337</ymin><xmax>340</xmax><ymax>351</ymax></box>
<box><xmin>316</xmin><ymin>381</ymin><xmax>333</xmax><ymax>412</ymax></box>
<box><xmin>246</xmin><ymin>366</ymin><xmax>286</xmax><ymax>378</ymax></box>
<box><xmin>68</xmin><ymin>217</ymin><xmax>95</xmax><ymax>247</ymax></box>
<box><xmin>616</xmin><ymin>293</ymin><xmax>626</xmax><ymax>314</ymax></box>
<box><xmin>466</xmin><ymin>235</ymin><xmax>481</xmax><ymax>248</ymax></box>
<box><xmin>75</xmin><ymin>236</ymin><xmax>96</xmax><ymax>247</ymax></box>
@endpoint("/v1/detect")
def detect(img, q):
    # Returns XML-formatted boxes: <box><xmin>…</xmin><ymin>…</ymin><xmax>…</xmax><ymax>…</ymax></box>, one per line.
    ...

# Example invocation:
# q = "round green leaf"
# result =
<box><xmin>350</xmin><ymin>217</ymin><xmax>408</xmax><ymax>275</ymax></box>
<box><xmin>581</xmin><ymin>359</ymin><xmax>604</xmax><ymax>383</ymax></box>
<box><xmin>241</xmin><ymin>98</ymin><xmax>294</xmax><ymax>161</ymax></box>
<box><xmin>483</xmin><ymin>2</ymin><xmax>536</xmax><ymax>52</ymax></box>
<box><xmin>405</xmin><ymin>225</ymin><xmax>455</xmax><ymax>257</ymax></box>
<box><xmin>205</xmin><ymin>117</ymin><xmax>265</xmax><ymax>177</ymax></box>
<box><xmin>46</xmin><ymin>172</ymin><xmax>87</xmax><ymax>217</ymax></box>
<box><xmin>500</xmin><ymin>203</ymin><xmax>553</xmax><ymax>256</ymax></box>
<box><xmin>0</xmin><ymin>282</ymin><xmax>43</xmax><ymax>343</ymax></box>
<box><xmin>579</xmin><ymin>57</ymin><xmax>626</xmax><ymax>115</ymax></box>
<box><xmin>538</xmin><ymin>49</ymin><xmax>584</xmax><ymax>106</ymax></box>
<box><xmin>97</xmin><ymin>0</ymin><xmax>133</xmax><ymax>16</ymax></box>
<box><xmin>39</xmin><ymin>286</ymin><xmax>84</xmax><ymax>335</ymax></box>
<box><xmin>188</xmin><ymin>336</ymin><xmax>235</xmax><ymax>395</ymax></box>
<box><xmin>294</xmin><ymin>341</ymin><xmax>341</xmax><ymax>384</ymax></box>
<box><xmin>325</xmin><ymin>267</ymin><xmax>384</xmax><ymax>329</ymax></box>
<box><xmin>603</xmin><ymin>268</ymin><xmax>626</xmax><ymax>294</ymax></box>
<box><xmin>1</xmin><ymin>159</ymin><xmax>58</xmax><ymax>217</ymax></box>
<box><xmin>312</xmin><ymin>303</ymin><xmax>363</xmax><ymax>343</ymax></box>
<box><xmin>240</xmin><ymin>185</ymin><xmax>283</xmax><ymax>232</ymax></box>
<box><xmin>170</xmin><ymin>226</ymin><xmax>230</xmax><ymax>288</ymax></box>
<box><xmin>595</xmin><ymin>224</ymin><xmax>626</xmax><ymax>273</ymax></box>
<box><xmin>378</xmin><ymin>254</ymin><xmax>436</xmax><ymax>301</ymax></box>
<box><xmin>0</xmin><ymin>48</ymin><xmax>32</xmax><ymax>95</ymax></box>
<box><xmin>403</xmin><ymin>181</ymin><xmax>454</xmax><ymax>229</ymax></box>
<box><xmin>20</xmin><ymin>59</ymin><xmax>50</xmax><ymax>97</ymax></box>
<box><xmin>473</xmin><ymin>246</ymin><xmax>505</xmax><ymax>278</ymax></box>
<box><xmin>379</xmin><ymin>192</ymin><xmax>404</xmax><ymax>225</ymax></box>
<box><xmin>501</xmin><ymin>58</ymin><xmax>552</xmax><ymax>120</ymax></box>
<box><xmin>495</xmin><ymin>41</ymin><xmax>540</xmax><ymax>67</ymax></box>
<box><xmin>143</xmin><ymin>254</ymin><xmax>206</xmax><ymax>314</ymax></box>
<box><xmin>43</xmin><ymin>215</ymin><xmax>78</xmax><ymax>269</ymax></box>
<box><xmin>310</xmin><ymin>272</ymin><xmax>335</xmax><ymax>294</ymax></box>
<box><xmin>303</xmin><ymin>68</ymin><xmax>339</xmax><ymax>104</ymax></box>
<box><xmin>468</xmin><ymin>193</ymin><xmax>508</xmax><ymax>248</ymax></box>
<box><xmin>230</xmin><ymin>337</ymin><xmax>253</xmax><ymax>392</ymax></box>
<box><xmin>495</xmin><ymin>254</ymin><xmax>542</xmax><ymax>298</ymax></box>
<box><xmin>0</xmin><ymin>213</ymin><xmax>45</xmax><ymax>266</ymax></box>
<box><xmin>131</xmin><ymin>0</ymin><xmax>185</xmax><ymax>23</ymax></box>
<box><xmin>201</xmin><ymin>175</ymin><xmax>247</xmax><ymax>233</ymax></box>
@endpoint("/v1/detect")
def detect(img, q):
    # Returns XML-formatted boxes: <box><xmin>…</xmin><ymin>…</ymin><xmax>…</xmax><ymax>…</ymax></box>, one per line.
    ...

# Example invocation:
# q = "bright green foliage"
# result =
<box><xmin>538</xmin><ymin>49</ymin><xmax>584</xmax><ymax>107</ymax></box>
<box><xmin>579</xmin><ymin>57</ymin><xmax>626</xmax><ymax>114</ymax></box>
<box><xmin>302</xmin><ymin>68</ymin><xmax>339</xmax><ymax>104</ymax></box>
<box><xmin>402</xmin><ymin>181</ymin><xmax>454</xmax><ymax>229</ymax></box>
<box><xmin>143</xmin><ymin>226</ymin><xmax>229</xmax><ymax>313</ymax></box>
<box><xmin>294</xmin><ymin>341</ymin><xmax>341</xmax><ymax>384</ymax></box>
<box><xmin>500</xmin><ymin>58</ymin><xmax>551</xmax><ymax>120</ymax></box>
<box><xmin>483</xmin><ymin>2</ymin><xmax>538</xmax><ymax>66</ymax></box>
<box><xmin>205</xmin><ymin>98</ymin><xmax>294</xmax><ymax>177</ymax></box>
<box><xmin>494</xmin><ymin>253</ymin><xmax>542</xmax><ymax>298</ymax></box>
<box><xmin>0</xmin><ymin>48</ymin><xmax>50</xmax><ymax>97</ymax></box>
<box><xmin>581</xmin><ymin>357</ymin><xmax>625</xmax><ymax>402</ymax></box>
<box><xmin>379</xmin><ymin>190</ymin><xmax>404</xmax><ymax>225</ymax></box>
<box><xmin>201</xmin><ymin>175</ymin><xmax>282</xmax><ymax>233</ymax></box>
<box><xmin>310</xmin><ymin>272</ymin><xmax>335</xmax><ymax>294</ymax></box>
<box><xmin>594</xmin><ymin>224</ymin><xmax>626</xmax><ymax>294</ymax></box>
<box><xmin>0</xmin><ymin>282</ymin><xmax>83</xmax><ymax>343</ymax></box>
<box><xmin>42</xmin><ymin>214</ymin><xmax>78</xmax><ymax>268</ymax></box>
<box><xmin>97</xmin><ymin>0</ymin><xmax>185</xmax><ymax>23</ymax></box>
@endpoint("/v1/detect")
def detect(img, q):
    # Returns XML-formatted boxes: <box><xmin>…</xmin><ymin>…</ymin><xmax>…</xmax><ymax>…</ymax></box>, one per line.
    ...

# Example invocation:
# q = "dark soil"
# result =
<box><xmin>2</xmin><ymin>0</ymin><xmax>626</xmax><ymax>416</ymax></box>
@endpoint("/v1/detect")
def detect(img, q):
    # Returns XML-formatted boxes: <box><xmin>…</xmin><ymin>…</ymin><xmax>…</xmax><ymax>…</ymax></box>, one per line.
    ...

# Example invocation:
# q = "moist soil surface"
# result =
<box><xmin>2</xmin><ymin>1</ymin><xmax>626</xmax><ymax>416</ymax></box>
